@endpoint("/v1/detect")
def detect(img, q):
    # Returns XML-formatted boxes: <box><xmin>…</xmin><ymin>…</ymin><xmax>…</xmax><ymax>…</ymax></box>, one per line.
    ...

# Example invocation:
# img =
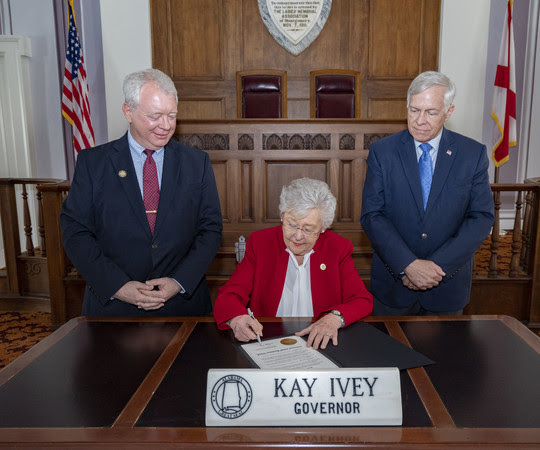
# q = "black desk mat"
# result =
<box><xmin>318</xmin><ymin>321</ymin><xmax>434</xmax><ymax>370</ymax></box>
<box><xmin>0</xmin><ymin>321</ymin><xmax>180</xmax><ymax>428</ymax></box>
<box><xmin>137</xmin><ymin>321</ymin><xmax>431</xmax><ymax>427</ymax></box>
<box><xmin>401</xmin><ymin>319</ymin><xmax>540</xmax><ymax>428</ymax></box>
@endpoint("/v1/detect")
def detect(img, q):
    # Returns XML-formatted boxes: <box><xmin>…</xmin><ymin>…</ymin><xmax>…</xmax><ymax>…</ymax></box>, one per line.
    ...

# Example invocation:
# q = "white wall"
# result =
<box><xmin>99</xmin><ymin>0</ymin><xmax>152</xmax><ymax>141</ymax></box>
<box><xmin>439</xmin><ymin>0</ymin><xmax>491</xmax><ymax>143</ymax></box>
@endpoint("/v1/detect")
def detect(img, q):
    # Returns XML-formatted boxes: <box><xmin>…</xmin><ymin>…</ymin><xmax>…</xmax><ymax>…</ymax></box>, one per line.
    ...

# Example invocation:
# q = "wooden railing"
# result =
<box><xmin>37</xmin><ymin>181</ymin><xmax>73</xmax><ymax>325</ymax></box>
<box><xmin>2</xmin><ymin>177</ymin><xmax>540</xmax><ymax>328</ymax></box>
<box><xmin>0</xmin><ymin>178</ymin><xmax>62</xmax><ymax>305</ymax></box>
<box><xmin>465</xmin><ymin>181</ymin><xmax>540</xmax><ymax>325</ymax></box>
<box><xmin>474</xmin><ymin>183</ymin><xmax>540</xmax><ymax>277</ymax></box>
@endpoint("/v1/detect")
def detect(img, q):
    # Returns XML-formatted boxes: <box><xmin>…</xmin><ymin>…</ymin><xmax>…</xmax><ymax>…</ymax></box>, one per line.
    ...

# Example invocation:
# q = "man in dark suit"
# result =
<box><xmin>361</xmin><ymin>71</ymin><xmax>494</xmax><ymax>315</ymax></box>
<box><xmin>60</xmin><ymin>68</ymin><xmax>222</xmax><ymax>316</ymax></box>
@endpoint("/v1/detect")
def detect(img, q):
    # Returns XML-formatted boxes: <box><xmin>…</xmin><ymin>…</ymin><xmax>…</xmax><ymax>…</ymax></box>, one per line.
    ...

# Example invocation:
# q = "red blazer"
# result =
<box><xmin>214</xmin><ymin>226</ymin><xmax>373</xmax><ymax>329</ymax></box>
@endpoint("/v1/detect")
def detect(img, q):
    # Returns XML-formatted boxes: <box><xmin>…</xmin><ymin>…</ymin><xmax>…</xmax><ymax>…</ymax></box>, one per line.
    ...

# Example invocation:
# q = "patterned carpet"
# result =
<box><xmin>0</xmin><ymin>311</ymin><xmax>52</xmax><ymax>369</ymax></box>
<box><xmin>474</xmin><ymin>233</ymin><xmax>517</xmax><ymax>275</ymax></box>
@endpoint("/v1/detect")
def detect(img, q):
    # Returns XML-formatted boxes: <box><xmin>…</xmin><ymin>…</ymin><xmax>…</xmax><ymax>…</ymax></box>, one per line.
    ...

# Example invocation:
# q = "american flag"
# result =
<box><xmin>61</xmin><ymin>0</ymin><xmax>95</xmax><ymax>153</ymax></box>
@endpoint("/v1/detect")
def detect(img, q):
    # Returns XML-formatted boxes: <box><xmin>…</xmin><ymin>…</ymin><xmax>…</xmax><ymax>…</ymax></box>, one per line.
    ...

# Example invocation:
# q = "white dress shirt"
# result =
<box><xmin>414</xmin><ymin>131</ymin><xmax>443</xmax><ymax>170</ymax></box>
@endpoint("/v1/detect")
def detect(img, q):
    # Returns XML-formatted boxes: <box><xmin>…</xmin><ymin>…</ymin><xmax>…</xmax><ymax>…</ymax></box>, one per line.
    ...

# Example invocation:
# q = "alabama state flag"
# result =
<box><xmin>491</xmin><ymin>0</ymin><xmax>517</xmax><ymax>167</ymax></box>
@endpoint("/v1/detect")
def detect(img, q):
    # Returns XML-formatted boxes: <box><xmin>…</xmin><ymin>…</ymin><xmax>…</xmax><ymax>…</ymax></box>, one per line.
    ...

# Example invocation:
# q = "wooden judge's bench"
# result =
<box><xmin>174</xmin><ymin>119</ymin><xmax>406</xmax><ymax>293</ymax></box>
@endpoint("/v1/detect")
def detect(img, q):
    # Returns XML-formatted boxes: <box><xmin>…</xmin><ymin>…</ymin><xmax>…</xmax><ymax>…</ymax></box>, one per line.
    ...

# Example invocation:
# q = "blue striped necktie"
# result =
<box><xmin>418</xmin><ymin>143</ymin><xmax>433</xmax><ymax>210</ymax></box>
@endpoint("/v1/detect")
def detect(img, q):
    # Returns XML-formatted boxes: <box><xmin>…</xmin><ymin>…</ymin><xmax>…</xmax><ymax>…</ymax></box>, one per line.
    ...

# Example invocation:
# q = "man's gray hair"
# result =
<box><xmin>123</xmin><ymin>68</ymin><xmax>178</xmax><ymax>109</ymax></box>
<box><xmin>279</xmin><ymin>178</ymin><xmax>336</xmax><ymax>229</ymax></box>
<box><xmin>407</xmin><ymin>71</ymin><xmax>456</xmax><ymax>112</ymax></box>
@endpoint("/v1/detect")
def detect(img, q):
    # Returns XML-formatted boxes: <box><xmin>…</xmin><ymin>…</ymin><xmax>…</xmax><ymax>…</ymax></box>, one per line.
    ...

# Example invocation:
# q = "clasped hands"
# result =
<box><xmin>402</xmin><ymin>259</ymin><xmax>445</xmax><ymax>291</ymax></box>
<box><xmin>228</xmin><ymin>311</ymin><xmax>342</xmax><ymax>350</ymax></box>
<box><xmin>114</xmin><ymin>278</ymin><xmax>181</xmax><ymax>310</ymax></box>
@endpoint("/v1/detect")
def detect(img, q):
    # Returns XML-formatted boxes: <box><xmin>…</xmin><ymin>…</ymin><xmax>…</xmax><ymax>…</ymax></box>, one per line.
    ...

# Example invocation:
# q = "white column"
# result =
<box><xmin>0</xmin><ymin>35</ymin><xmax>36</xmax><ymax>178</ymax></box>
<box><xmin>521</xmin><ymin>2</ymin><xmax>540</xmax><ymax>181</ymax></box>
<box><xmin>0</xmin><ymin>35</ymin><xmax>37</xmax><ymax>268</ymax></box>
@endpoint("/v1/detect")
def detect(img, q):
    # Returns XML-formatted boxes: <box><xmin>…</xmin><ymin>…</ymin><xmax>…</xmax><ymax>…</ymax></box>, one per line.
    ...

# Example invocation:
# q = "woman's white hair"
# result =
<box><xmin>279</xmin><ymin>178</ymin><xmax>336</xmax><ymax>229</ymax></box>
<box><xmin>407</xmin><ymin>71</ymin><xmax>456</xmax><ymax>112</ymax></box>
<box><xmin>123</xmin><ymin>68</ymin><xmax>178</xmax><ymax>110</ymax></box>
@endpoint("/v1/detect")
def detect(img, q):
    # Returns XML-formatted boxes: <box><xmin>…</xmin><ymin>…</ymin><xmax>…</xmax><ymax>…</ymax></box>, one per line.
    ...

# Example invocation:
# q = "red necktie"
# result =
<box><xmin>143</xmin><ymin>149</ymin><xmax>160</xmax><ymax>234</ymax></box>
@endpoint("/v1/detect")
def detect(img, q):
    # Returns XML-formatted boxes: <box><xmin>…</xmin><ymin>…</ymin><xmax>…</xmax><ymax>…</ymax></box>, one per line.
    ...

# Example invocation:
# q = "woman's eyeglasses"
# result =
<box><xmin>283</xmin><ymin>221</ymin><xmax>321</xmax><ymax>237</ymax></box>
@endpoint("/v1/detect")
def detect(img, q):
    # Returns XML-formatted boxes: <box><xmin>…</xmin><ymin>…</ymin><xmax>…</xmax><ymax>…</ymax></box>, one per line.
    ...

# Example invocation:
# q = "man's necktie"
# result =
<box><xmin>418</xmin><ymin>143</ymin><xmax>433</xmax><ymax>210</ymax></box>
<box><xmin>143</xmin><ymin>149</ymin><xmax>160</xmax><ymax>233</ymax></box>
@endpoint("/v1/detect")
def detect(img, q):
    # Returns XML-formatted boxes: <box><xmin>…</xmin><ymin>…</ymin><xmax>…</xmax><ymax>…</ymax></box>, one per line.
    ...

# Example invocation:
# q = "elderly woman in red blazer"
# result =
<box><xmin>214</xmin><ymin>178</ymin><xmax>373</xmax><ymax>349</ymax></box>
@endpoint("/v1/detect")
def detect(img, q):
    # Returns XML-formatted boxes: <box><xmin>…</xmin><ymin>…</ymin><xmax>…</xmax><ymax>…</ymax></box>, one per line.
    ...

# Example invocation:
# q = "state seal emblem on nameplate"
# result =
<box><xmin>258</xmin><ymin>0</ymin><xmax>332</xmax><ymax>55</ymax></box>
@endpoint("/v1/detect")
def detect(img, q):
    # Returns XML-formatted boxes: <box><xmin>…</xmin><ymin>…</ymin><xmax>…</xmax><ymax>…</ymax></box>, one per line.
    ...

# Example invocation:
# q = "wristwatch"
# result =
<box><xmin>330</xmin><ymin>310</ymin><xmax>345</xmax><ymax>328</ymax></box>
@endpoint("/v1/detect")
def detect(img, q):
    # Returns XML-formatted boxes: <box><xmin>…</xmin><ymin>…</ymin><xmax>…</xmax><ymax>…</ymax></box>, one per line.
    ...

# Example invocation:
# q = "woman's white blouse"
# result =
<box><xmin>276</xmin><ymin>248</ymin><xmax>314</xmax><ymax>317</ymax></box>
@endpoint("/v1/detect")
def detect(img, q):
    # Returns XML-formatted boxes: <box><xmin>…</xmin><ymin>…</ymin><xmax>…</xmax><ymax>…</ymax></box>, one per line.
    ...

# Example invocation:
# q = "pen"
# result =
<box><xmin>247</xmin><ymin>307</ymin><xmax>262</xmax><ymax>345</ymax></box>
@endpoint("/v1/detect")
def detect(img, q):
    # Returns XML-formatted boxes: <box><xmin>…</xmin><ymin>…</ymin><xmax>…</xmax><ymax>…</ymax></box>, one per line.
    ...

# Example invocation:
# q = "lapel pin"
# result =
<box><xmin>118</xmin><ymin>170</ymin><xmax>127</xmax><ymax>178</ymax></box>
<box><xmin>446</xmin><ymin>150</ymin><xmax>452</xmax><ymax>156</ymax></box>
<box><xmin>320</xmin><ymin>263</ymin><xmax>326</xmax><ymax>271</ymax></box>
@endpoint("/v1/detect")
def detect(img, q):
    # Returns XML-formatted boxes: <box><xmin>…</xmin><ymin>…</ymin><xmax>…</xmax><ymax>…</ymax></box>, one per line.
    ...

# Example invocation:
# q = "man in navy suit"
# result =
<box><xmin>361</xmin><ymin>71</ymin><xmax>494</xmax><ymax>315</ymax></box>
<box><xmin>60</xmin><ymin>68</ymin><xmax>222</xmax><ymax>316</ymax></box>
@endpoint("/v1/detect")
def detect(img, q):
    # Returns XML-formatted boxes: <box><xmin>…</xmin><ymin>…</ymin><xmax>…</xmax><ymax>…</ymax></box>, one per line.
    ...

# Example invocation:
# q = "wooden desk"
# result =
<box><xmin>0</xmin><ymin>315</ymin><xmax>539</xmax><ymax>448</ymax></box>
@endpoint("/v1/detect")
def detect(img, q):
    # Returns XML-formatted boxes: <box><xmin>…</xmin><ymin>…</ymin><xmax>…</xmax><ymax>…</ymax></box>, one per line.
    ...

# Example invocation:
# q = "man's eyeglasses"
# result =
<box><xmin>283</xmin><ymin>221</ymin><xmax>321</xmax><ymax>237</ymax></box>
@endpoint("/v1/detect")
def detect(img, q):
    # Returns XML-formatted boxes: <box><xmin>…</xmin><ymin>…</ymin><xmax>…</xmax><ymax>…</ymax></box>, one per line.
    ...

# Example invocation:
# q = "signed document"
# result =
<box><xmin>240</xmin><ymin>335</ymin><xmax>338</xmax><ymax>369</ymax></box>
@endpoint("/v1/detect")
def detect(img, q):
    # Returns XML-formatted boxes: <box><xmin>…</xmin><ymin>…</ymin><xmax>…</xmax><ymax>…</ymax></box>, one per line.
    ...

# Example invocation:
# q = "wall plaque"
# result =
<box><xmin>258</xmin><ymin>0</ymin><xmax>332</xmax><ymax>56</ymax></box>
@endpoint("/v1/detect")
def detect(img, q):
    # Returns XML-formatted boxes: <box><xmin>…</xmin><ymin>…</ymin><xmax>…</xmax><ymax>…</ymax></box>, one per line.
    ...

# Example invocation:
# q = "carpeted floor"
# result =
<box><xmin>0</xmin><ymin>311</ymin><xmax>52</xmax><ymax>369</ymax></box>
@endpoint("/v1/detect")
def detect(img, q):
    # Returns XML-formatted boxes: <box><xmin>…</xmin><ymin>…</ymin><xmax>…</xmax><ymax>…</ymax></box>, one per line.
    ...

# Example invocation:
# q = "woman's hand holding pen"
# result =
<box><xmin>228</xmin><ymin>311</ymin><xmax>264</xmax><ymax>342</ymax></box>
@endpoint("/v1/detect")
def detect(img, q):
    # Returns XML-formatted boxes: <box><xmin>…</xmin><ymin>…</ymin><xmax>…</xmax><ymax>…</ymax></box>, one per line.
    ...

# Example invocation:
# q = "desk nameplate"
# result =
<box><xmin>205</xmin><ymin>368</ymin><xmax>402</xmax><ymax>426</ymax></box>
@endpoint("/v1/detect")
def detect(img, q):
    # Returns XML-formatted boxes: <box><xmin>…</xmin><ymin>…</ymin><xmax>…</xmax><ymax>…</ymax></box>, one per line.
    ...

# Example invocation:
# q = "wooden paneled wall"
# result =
<box><xmin>150</xmin><ymin>0</ymin><xmax>441</xmax><ymax>120</ymax></box>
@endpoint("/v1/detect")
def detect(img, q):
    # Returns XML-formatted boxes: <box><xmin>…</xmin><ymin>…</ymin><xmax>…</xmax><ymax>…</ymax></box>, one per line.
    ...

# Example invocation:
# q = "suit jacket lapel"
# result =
<box><xmin>108</xmin><ymin>134</ymin><xmax>152</xmax><ymax>237</ymax></box>
<box><xmin>399</xmin><ymin>132</ymin><xmax>425</xmax><ymax>214</ymax></box>
<box><xmin>154</xmin><ymin>141</ymin><xmax>181</xmax><ymax>235</ymax></box>
<box><xmin>426</xmin><ymin>128</ymin><xmax>457</xmax><ymax>212</ymax></box>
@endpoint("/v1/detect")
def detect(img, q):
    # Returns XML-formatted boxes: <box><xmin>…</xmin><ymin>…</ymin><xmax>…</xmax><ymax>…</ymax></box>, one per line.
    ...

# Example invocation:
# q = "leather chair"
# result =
<box><xmin>236</xmin><ymin>70</ymin><xmax>287</xmax><ymax>118</ymax></box>
<box><xmin>310</xmin><ymin>69</ymin><xmax>361</xmax><ymax>118</ymax></box>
